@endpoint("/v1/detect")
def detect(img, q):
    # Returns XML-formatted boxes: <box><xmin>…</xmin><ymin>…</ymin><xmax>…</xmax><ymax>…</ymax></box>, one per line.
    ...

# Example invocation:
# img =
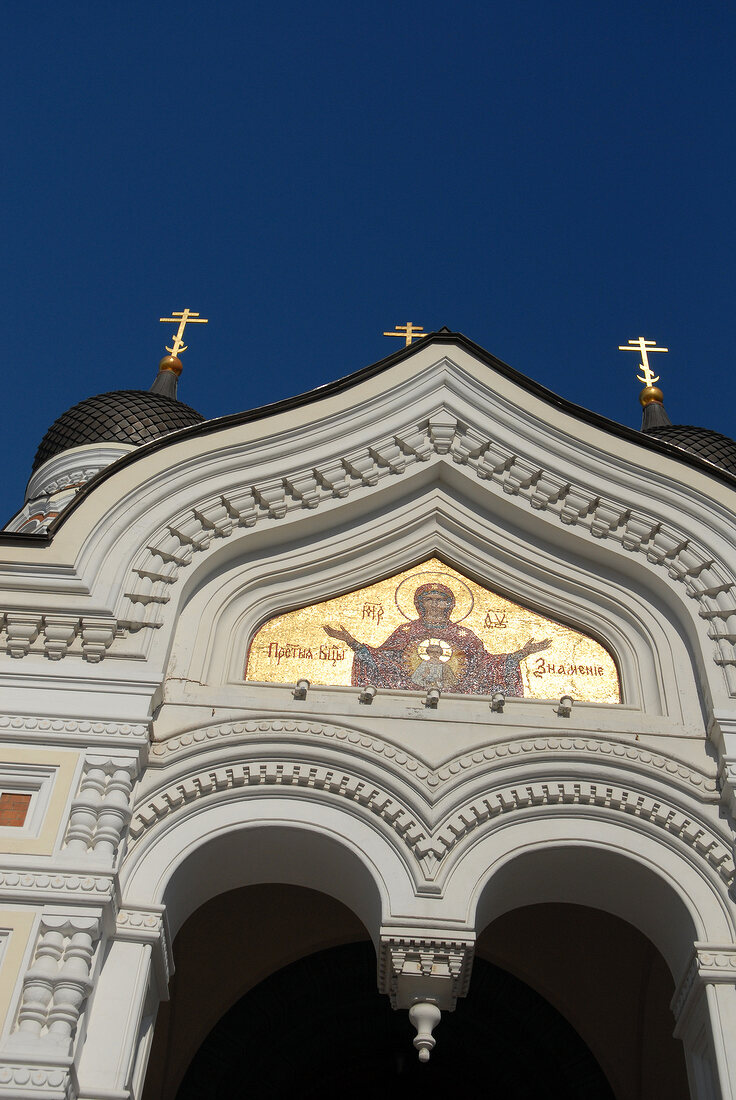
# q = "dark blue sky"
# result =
<box><xmin>2</xmin><ymin>1</ymin><xmax>734</xmax><ymax>523</ymax></box>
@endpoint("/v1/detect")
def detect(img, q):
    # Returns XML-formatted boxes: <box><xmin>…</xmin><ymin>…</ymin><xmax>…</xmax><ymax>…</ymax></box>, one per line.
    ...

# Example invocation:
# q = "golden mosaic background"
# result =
<box><xmin>245</xmin><ymin>558</ymin><xmax>621</xmax><ymax>703</ymax></box>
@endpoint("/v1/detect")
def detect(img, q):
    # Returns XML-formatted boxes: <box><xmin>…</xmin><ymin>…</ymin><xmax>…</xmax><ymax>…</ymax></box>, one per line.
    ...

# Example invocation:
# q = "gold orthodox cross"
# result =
<box><xmin>618</xmin><ymin>336</ymin><xmax>669</xmax><ymax>387</ymax></box>
<box><xmin>159</xmin><ymin>309</ymin><xmax>209</xmax><ymax>357</ymax></box>
<box><xmin>383</xmin><ymin>322</ymin><xmax>427</xmax><ymax>346</ymax></box>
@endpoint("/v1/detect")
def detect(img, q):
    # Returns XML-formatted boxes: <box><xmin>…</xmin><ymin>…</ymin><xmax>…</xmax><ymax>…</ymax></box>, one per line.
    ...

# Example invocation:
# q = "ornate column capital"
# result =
<box><xmin>672</xmin><ymin>943</ymin><xmax>736</xmax><ymax>1026</ymax></box>
<box><xmin>378</xmin><ymin>929</ymin><xmax>474</xmax><ymax>1011</ymax></box>
<box><xmin>115</xmin><ymin>905</ymin><xmax>172</xmax><ymax>997</ymax></box>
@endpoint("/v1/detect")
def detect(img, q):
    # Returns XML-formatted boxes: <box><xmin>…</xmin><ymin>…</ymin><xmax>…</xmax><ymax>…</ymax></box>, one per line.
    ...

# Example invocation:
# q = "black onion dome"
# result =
<box><xmin>33</xmin><ymin>390</ymin><xmax>205</xmax><ymax>472</ymax></box>
<box><xmin>646</xmin><ymin>425</ymin><xmax>736</xmax><ymax>476</ymax></box>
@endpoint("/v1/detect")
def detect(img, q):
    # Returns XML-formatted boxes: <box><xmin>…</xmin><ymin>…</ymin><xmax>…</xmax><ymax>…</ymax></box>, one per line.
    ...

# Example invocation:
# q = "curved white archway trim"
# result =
<box><xmin>122</xmin><ymin>797</ymin><xmax>419</xmax><ymax>943</ymax></box>
<box><xmin>461</xmin><ymin>818</ymin><xmax>735</xmax><ymax>979</ymax></box>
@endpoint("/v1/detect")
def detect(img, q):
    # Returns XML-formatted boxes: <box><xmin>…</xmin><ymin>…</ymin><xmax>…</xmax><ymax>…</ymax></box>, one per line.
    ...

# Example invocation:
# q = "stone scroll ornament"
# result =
<box><xmin>245</xmin><ymin>559</ymin><xmax>620</xmax><ymax>703</ymax></box>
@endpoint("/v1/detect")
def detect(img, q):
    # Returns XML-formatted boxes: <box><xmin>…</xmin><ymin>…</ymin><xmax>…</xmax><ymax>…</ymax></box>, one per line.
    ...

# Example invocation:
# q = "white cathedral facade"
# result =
<box><xmin>0</xmin><ymin>330</ymin><xmax>736</xmax><ymax>1098</ymax></box>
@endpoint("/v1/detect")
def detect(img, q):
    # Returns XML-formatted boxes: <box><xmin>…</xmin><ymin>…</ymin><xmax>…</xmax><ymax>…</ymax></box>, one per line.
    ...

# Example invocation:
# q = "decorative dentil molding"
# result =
<box><xmin>1</xmin><ymin>614</ymin><xmax>117</xmax><ymax>662</ymax></box>
<box><xmin>378</xmin><ymin>934</ymin><xmax>474</xmax><ymax>1010</ymax></box>
<box><xmin>671</xmin><ymin>944</ymin><xmax>736</xmax><ymax>1023</ymax></box>
<box><xmin>5</xmin><ymin>914</ymin><xmax>100</xmax><ymax>1058</ymax></box>
<box><xmin>63</xmin><ymin>758</ymin><xmax>136</xmax><ymax>866</ymax></box>
<box><xmin>2</xmin><ymin>408</ymin><xmax>736</xmax><ymax>690</ymax></box>
<box><xmin>106</xmin><ymin>410</ymin><xmax>736</xmax><ymax>691</ymax></box>
<box><xmin>129</xmin><ymin>759</ymin><xmax>425</xmax><ymax>851</ymax></box>
<box><xmin>0</xmin><ymin>715</ymin><xmax>149</xmax><ymax>750</ymax></box>
<box><xmin>148</xmin><ymin>717</ymin><xmax>720</xmax><ymax>798</ymax></box>
<box><xmin>424</xmin><ymin>782</ymin><xmax>732</xmax><ymax>882</ymax></box>
<box><xmin>129</xmin><ymin>755</ymin><xmax>735</xmax><ymax>886</ymax></box>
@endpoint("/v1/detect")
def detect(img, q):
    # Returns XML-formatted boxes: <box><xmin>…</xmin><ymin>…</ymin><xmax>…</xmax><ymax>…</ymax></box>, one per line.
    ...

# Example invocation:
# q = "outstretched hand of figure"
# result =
<box><xmin>323</xmin><ymin>623</ymin><xmax>358</xmax><ymax>648</ymax></box>
<box><xmin>514</xmin><ymin>637</ymin><xmax>552</xmax><ymax>661</ymax></box>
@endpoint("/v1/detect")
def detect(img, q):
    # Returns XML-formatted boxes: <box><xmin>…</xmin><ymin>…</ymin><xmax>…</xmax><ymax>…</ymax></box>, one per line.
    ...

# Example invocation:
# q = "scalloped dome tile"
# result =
<box><xmin>646</xmin><ymin>425</ymin><xmax>736</xmax><ymax>476</ymax></box>
<box><xmin>33</xmin><ymin>390</ymin><xmax>205</xmax><ymax>472</ymax></box>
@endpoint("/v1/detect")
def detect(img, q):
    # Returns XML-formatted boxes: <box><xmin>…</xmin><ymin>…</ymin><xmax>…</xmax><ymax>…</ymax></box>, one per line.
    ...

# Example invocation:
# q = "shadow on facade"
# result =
<box><xmin>142</xmin><ymin>885</ymin><xmax>689</xmax><ymax>1099</ymax></box>
<box><xmin>174</xmin><ymin>941</ymin><xmax>615</xmax><ymax>1100</ymax></box>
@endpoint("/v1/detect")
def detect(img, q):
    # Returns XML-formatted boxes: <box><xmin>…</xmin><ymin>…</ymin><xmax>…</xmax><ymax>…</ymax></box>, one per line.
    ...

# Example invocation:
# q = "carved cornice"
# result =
<box><xmin>129</xmin><ymin>753</ymin><xmax>735</xmax><ymax>887</ymax></box>
<box><xmin>103</xmin><ymin>411</ymin><xmax>736</xmax><ymax>692</ymax></box>
<box><xmin>148</xmin><ymin>717</ymin><xmax>719</xmax><ymax>800</ymax></box>
<box><xmin>671</xmin><ymin>944</ymin><xmax>736</xmax><ymax>1023</ymax></box>
<box><xmin>0</xmin><ymin>614</ymin><xmax>119</xmax><ymax>662</ymax></box>
<box><xmin>0</xmin><ymin>871</ymin><xmax>112</xmax><ymax>906</ymax></box>
<box><xmin>3</xmin><ymin>409</ymin><xmax>735</xmax><ymax>690</ymax></box>
<box><xmin>0</xmin><ymin>1062</ymin><xmax>71</xmax><ymax>1097</ymax></box>
<box><xmin>378</xmin><ymin>934</ymin><xmax>474</xmax><ymax>1010</ymax></box>
<box><xmin>0</xmin><ymin>715</ymin><xmax>149</xmax><ymax>751</ymax></box>
<box><xmin>115</xmin><ymin>906</ymin><xmax>172</xmax><ymax>994</ymax></box>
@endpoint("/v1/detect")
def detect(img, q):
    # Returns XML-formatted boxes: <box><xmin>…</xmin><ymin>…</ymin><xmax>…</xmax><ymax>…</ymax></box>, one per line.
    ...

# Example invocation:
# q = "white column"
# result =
<box><xmin>76</xmin><ymin>908</ymin><xmax>170</xmax><ymax>1100</ymax></box>
<box><xmin>5</xmin><ymin>915</ymin><xmax>99</xmax><ymax>1056</ymax></box>
<box><xmin>64</xmin><ymin>757</ymin><xmax>136</xmax><ymax>865</ymax></box>
<box><xmin>672</xmin><ymin>945</ymin><xmax>736</xmax><ymax>1099</ymax></box>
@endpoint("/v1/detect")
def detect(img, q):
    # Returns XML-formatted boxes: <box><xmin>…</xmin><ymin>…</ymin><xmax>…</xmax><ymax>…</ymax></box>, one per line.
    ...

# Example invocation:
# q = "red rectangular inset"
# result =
<box><xmin>0</xmin><ymin>793</ymin><xmax>31</xmax><ymax>828</ymax></box>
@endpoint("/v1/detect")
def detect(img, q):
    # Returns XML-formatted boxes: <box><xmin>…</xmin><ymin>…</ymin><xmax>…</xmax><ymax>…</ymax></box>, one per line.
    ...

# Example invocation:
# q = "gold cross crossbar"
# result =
<box><xmin>159</xmin><ymin>308</ymin><xmax>209</xmax><ymax>358</ymax></box>
<box><xmin>618</xmin><ymin>336</ymin><xmax>668</xmax><ymax>387</ymax></box>
<box><xmin>383</xmin><ymin>322</ymin><xmax>427</xmax><ymax>347</ymax></box>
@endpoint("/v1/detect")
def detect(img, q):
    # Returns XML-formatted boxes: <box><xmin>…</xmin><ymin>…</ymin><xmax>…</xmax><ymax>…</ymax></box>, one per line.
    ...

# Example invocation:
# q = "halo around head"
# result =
<box><xmin>395</xmin><ymin>570</ymin><xmax>475</xmax><ymax>623</ymax></box>
<box><xmin>417</xmin><ymin>637</ymin><xmax>453</xmax><ymax>661</ymax></box>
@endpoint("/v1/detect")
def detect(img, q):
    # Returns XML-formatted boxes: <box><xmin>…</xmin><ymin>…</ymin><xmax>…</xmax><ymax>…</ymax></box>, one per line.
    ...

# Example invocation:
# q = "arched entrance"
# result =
<box><xmin>478</xmin><ymin>903</ymin><xmax>690</xmax><ymax>1098</ymax></box>
<box><xmin>163</xmin><ymin>940</ymin><xmax>616</xmax><ymax>1100</ymax></box>
<box><xmin>104</xmin><ymin>752</ymin><xmax>736</xmax><ymax>1100</ymax></box>
<box><xmin>141</xmin><ymin>886</ymin><xmax>689</xmax><ymax>1099</ymax></box>
<box><xmin>176</xmin><ymin>943</ymin><xmax>617</xmax><ymax>1099</ymax></box>
<box><xmin>142</xmin><ymin>884</ymin><xmax>371</xmax><ymax>1099</ymax></box>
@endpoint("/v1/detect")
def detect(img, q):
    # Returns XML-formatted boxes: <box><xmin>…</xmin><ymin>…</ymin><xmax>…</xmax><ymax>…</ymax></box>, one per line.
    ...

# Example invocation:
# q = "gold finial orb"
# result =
<box><xmin>158</xmin><ymin>355</ymin><xmax>183</xmax><ymax>376</ymax></box>
<box><xmin>639</xmin><ymin>385</ymin><xmax>664</xmax><ymax>407</ymax></box>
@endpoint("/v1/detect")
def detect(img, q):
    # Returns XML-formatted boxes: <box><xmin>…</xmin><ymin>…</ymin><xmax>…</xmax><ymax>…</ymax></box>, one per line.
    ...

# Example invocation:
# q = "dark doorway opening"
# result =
<box><xmin>176</xmin><ymin>941</ymin><xmax>615</xmax><ymax>1099</ymax></box>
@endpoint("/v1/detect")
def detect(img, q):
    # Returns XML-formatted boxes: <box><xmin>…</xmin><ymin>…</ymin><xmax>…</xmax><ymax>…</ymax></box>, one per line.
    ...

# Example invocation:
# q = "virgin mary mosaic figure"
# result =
<box><xmin>323</xmin><ymin>581</ymin><xmax>550</xmax><ymax>696</ymax></box>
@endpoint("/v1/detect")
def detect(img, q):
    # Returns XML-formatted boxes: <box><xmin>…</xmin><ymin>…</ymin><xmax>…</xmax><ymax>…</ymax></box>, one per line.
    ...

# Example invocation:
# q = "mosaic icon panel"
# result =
<box><xmin>245</xmin><ymin>558</ymin><xmax>620</xmax><ymax>703</ymax></box>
